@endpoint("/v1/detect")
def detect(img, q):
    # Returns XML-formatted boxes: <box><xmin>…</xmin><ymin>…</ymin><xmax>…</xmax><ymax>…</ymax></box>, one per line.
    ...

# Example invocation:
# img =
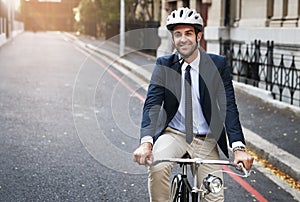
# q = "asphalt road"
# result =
<box><xmin>0</xmin><ymin>32</ymin><xmax>297</xmax><ymax>201</ymax></box>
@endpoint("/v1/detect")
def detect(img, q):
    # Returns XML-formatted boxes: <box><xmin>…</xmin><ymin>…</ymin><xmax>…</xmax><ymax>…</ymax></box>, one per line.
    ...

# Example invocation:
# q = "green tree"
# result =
<box><xmin>76</xmin><ymin>0</ymin><xmax>98</xmax><ymax>36</ymax></box>
<box><xmin>76</xmin><ymin>0</ymin><xmax>123</xmax><ymax>37</ymax></box>
<box><xmin>76</xmin><ymin>0</ymin><xmax>143</xmax><ymax>37</ymax></box>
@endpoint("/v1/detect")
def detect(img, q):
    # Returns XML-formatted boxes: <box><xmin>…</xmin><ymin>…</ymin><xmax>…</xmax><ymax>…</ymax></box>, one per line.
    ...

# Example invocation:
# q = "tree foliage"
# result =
<box><xmin>75</xmin><ymin>0</ymin><xmax>140</xmax><ymax>36</ymax></box>
<box><xmin>76</xmin><ymin>0</ymin><xmax>121</xmax><ymax>36</ymax></box>
<box><xmin>77</xmin><ymin>0</ymin><xmax>120</xmax><ymax>24</ymax></box>
<box><xmin>77</xmin><ymin>0</ymin><xmax>139</xmax><ymax>23</ymax></box>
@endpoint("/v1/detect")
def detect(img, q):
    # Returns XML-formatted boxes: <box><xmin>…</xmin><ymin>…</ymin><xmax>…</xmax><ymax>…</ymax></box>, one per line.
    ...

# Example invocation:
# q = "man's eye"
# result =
<box><xmin>174</xmin><ymin>33</ymin><xmax>181</xmax><ymax>38</ymax></box>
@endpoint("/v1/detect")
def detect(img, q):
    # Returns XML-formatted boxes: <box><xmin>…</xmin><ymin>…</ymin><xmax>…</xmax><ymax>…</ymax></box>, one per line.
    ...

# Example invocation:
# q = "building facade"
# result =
<box><xmin>158</xmin><ymin>0</ymin><xmax>300</xmax><ymax>54</ymax></box>
<box><xmin>205</xmin><ymin>0</ymin><xmax>300</xmax><ymax>54</ymax></box>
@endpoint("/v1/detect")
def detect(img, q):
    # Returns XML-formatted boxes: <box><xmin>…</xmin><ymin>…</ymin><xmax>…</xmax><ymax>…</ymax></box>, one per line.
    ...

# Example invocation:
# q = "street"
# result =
<box><xmin>0</xmin><ymin>32</ymin><xmax>298</xmax><ymax>201</ymax></box>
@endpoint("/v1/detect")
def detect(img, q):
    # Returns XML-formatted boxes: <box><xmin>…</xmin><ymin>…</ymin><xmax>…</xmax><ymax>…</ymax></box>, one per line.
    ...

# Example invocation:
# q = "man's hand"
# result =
<box><xmin>133</xmin><ymin>142</ymin><xmax>153</xmax><ymax>166</ymax></box>
<box><xmin>233</xmin><ymin>150</ymin><xmax>254</xmax><ymax>170</ymax></box>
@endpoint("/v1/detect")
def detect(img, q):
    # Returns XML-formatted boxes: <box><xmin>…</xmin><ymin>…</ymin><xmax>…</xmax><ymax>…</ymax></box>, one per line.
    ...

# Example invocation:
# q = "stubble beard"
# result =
<box><xmin>177</xmin><ymin>43</ymin><xmax>198</xmax><ymax>60</ymax></box>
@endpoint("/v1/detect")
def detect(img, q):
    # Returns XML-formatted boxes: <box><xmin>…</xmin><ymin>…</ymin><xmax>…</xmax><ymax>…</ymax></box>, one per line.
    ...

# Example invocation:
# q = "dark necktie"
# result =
<box><xmin>185</xmin><ymin>65</ymin><xmax>193</xmax><ymax>143</ymax></box>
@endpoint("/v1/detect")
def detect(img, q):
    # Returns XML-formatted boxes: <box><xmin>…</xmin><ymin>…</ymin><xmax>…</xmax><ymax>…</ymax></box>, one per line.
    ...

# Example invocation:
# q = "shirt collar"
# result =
<box><xmin>180</xmin><ymin>49</ymin><xmax>200</xmax><ymax>72</ymax></box>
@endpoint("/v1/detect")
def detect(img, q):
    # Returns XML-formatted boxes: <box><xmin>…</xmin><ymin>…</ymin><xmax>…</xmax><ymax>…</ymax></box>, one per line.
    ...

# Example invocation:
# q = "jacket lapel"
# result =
<box><xmin>172</xmin><ymin>53</ymin><xmax>182</xmax><ymax>75</ymax></box>
<box><xmin>198</xmin><ymin>49</ymin><xmax>208</xmax><ymax>106</ymax></box>
<box><xmin>171</xmin><ymin>53</ymin><xmax>182</xmax><ymax>100</ymax></box>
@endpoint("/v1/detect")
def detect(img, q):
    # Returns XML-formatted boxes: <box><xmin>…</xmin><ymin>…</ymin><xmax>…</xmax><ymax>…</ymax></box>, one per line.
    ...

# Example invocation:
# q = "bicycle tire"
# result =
<box><xmin>170</xmin><ymin>174</ymin><xmax>183</xmax><ymax>201</ymax></box>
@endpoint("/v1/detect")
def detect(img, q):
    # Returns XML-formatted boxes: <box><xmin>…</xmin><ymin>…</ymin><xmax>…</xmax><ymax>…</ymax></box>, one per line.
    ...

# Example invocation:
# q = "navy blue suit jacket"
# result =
<box><xmin>140</xmin><ymin>49</ymin><xmax>245</xmax><ymax>157</ymax></box>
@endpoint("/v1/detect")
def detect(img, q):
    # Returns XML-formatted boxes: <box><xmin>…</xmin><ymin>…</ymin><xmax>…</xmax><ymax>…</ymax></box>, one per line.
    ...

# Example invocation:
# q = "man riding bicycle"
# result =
<box><xmin>133</xmin><ymin>7</ymin><xmax>254</xmax><ymax>202</ymax></box>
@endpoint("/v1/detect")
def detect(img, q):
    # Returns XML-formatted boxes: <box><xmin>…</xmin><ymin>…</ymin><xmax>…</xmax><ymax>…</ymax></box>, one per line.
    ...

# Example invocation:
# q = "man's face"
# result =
<box><xmin>172</xmin><ymin>25</ymin><xmax>202</xmax><ymax>60</ymax></box>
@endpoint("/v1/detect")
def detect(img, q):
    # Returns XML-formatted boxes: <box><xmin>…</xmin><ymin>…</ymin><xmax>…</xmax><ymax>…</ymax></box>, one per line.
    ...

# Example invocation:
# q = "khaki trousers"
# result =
<box><xmin>148</xmin><ymin>127</ymin><xmax>224</xmax><ymax>202</ymax></box>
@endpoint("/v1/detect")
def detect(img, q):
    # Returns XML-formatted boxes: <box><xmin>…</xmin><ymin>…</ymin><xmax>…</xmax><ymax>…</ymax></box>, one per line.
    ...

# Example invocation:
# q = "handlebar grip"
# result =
<box><xmin>236</xmin><ymin>162</ymin><xmax>249</xmax><ymax>177</ymax></box>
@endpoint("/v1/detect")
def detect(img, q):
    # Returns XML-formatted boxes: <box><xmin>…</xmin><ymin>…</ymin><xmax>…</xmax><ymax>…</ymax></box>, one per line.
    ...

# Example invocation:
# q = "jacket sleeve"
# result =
<box><xmin>140</xmin><ymin>58</ymin><xmax>165</xmax><ymax>139</ymax></box>
<box><xmin>217</xmin><ymin>57</ymin><xmax>245</xmax><ymax>147</ymax></box>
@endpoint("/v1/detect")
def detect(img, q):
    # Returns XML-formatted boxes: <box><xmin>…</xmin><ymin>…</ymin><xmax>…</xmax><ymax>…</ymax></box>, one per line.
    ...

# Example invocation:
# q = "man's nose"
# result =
<box><xmin>180</xmin><ymin>35</ymin><xmax>188</xmax><ymax>42</ymax></box>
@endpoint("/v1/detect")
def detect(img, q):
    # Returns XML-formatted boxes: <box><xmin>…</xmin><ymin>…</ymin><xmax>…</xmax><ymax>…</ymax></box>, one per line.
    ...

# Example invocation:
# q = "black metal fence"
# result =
<box><xmin>220</xmin><ymin>39</ymin><xmax>300</xmax><ymax>106</ymax></box>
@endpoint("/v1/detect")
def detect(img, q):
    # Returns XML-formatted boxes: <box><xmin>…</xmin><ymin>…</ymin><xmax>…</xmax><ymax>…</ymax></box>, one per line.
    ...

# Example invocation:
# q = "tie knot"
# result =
<box><xmin>186</xmin><ymin>65</ymin><xmax>191</xmax><ymax>72</ymax></box>
<box><xmin>185</xmin><ymin>65</ymin><xmax>192</xmax><ymax>85</ymax></box>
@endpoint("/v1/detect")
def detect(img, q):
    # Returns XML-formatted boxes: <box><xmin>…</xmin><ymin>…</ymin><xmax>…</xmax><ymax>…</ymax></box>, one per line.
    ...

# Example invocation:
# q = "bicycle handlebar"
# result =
<box><xmin>148</xmin><ymin>158</ymin><xmax>253</xmax><ymax>178</ymax></box>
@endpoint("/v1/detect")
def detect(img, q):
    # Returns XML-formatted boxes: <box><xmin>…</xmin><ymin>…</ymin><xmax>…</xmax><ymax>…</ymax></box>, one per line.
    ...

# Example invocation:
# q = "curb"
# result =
<box><xmin>243</xmin><ymin>127</ymin><xmax>300</xmax><ymax>181</ymax></box>
<box><xmin>66</xmin><ymin>33</ymin><xmax>300</xmax><ymax>182</ymax></box>
<box><xmin>85</xmin><ymin>43</ymin><xmax>152</xmax><ymax>84</ymax></box>
<box><xmin>63</xmin><ymin>32</ymin><xmax>152</xmax><ymax>84</ymax></box>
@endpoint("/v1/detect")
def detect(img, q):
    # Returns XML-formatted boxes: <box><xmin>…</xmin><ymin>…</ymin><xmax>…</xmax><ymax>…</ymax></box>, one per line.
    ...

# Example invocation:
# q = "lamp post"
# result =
<box><xmin>119</xmin><ymin>0</ymin><xmax>125</xmax><ymax>57</ymax></box>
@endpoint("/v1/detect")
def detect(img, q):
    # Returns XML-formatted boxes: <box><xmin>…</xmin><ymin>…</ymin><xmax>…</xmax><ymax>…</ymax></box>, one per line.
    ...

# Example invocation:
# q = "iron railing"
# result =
<box><xmin>220</xmin><ymin>39</ymin><xmax>300</xmax><ymax>106</ymax></box>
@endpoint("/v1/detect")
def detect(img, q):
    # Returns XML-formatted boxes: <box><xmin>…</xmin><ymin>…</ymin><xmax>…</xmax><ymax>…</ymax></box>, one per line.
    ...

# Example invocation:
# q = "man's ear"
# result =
<box><xmin>197</xmin><ymin>32</ymin><xmax>203</xmax><ymax>42</ymax></box>
<box><xmin>169</xmin><ymin>31</ymin><xmax>175</xmax><ymax>44</ymax></box>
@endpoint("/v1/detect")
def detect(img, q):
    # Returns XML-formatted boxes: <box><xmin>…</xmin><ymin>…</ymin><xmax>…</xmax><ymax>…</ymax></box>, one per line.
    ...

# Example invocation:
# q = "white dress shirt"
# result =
<box><xmin>168</xmin><ymin>50</ymin><xmax>209</xmax><ymax>135</ymax></box>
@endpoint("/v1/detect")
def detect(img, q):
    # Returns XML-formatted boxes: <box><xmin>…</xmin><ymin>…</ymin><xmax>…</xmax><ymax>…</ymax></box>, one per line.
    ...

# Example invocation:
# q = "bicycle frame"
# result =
<box><xmin>150</xmin><ymin>158</ymin><xmax>252</xmax><ymax>202</ymax></box>
<box><xmin>171</xmin><ymin>162</ymin><xmax>200</xmax><ymax>201</ymax></box>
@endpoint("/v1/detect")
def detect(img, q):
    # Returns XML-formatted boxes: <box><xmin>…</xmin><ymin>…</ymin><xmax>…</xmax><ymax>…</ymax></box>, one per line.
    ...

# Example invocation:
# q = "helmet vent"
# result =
<box><xmin>166</xmin><ymin>8</ymin><xmax>203</xmax><ymax>31</ymax></box>
<box><xmin>180</xmin><ymin>10</ymin><xmax>183</xmax><ymax>17</ymax></box>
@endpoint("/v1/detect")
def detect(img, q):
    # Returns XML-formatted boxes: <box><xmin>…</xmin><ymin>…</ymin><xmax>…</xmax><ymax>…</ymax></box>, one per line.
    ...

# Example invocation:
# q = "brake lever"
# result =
<box><xmin>236</xmin><ymin>163</ymin><xmax>255</xmax><ymax>177</ymax></box>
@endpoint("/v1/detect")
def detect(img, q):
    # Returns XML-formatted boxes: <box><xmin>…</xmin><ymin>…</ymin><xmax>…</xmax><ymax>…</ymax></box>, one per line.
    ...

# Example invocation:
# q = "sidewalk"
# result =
<box><xmin>65</xmin><ymin>33</ymin><xmax>300</xmax><ymax>182</ymax></box>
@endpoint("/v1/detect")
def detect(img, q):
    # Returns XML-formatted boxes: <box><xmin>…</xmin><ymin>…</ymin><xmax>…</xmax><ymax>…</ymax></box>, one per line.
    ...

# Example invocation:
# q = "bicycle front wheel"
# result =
<box><xmin>170</xmin><ymin>174</ymin><xmax>183</xmax><ymax>201</ymax></box>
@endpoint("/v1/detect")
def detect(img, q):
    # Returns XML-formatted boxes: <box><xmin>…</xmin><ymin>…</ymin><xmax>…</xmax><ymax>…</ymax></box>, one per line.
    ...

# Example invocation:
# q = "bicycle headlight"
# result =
<box><xmin>203</xmin><ymin>174</ymin><xmax>223</xmax><ymax>193</ymax></box>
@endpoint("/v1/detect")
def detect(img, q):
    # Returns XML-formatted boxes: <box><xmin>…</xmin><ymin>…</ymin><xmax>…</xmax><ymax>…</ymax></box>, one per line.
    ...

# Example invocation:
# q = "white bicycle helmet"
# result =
<box><xmin>166</xmin><ymin>7</ymin><xmax>203</xmax><ymax>32</ymax></box>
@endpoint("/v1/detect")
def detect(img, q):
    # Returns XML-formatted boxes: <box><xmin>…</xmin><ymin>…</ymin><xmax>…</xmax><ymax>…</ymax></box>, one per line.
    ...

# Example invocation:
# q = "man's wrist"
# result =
<box><xmin>140</xmin><ymin>135</ymin><xmax>153</xmax><ymax>145</ymax></box>
<box><xmin>233</xmin><ymin>146</ymin><xmax>246</xmax><ymax>152</ymax></box>
<box><xmin>141</xmin><ymin>142</ymin><xmax>153</xmax><ymax>149</ymax></box>
<box><xmin>232</xmin><ymin>141</ymin><xmax>246</xmax><ymax>152</ymax></box>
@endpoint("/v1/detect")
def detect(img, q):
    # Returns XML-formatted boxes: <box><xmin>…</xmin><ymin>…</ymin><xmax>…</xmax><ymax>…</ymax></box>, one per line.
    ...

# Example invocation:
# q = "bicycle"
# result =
<box><xmin>149</xmin><ymin>156</ymin><xmax>254</xmax><ymax>202</ymax></box>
